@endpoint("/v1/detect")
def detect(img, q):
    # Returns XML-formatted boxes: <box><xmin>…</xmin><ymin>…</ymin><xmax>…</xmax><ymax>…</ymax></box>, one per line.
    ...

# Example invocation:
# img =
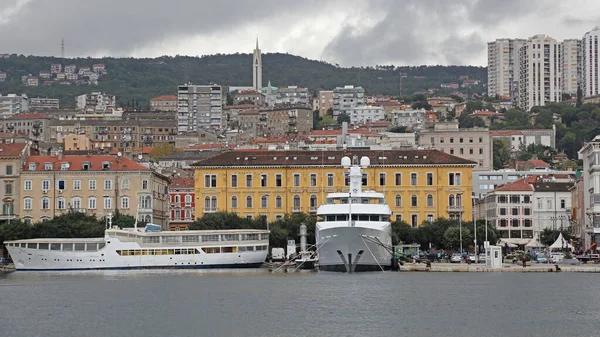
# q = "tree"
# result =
<box><xmin>318</xmin><ymin>115</ymin><xmax>335</xmax><ymax>129</ymax></box>
<box><xmin>337</xmin><ymin>113</ymin><xmax>351</xmax><ymax>124</ymax></box>
<box><xmin>391</xmin><ymin>221</ymin><xmax>414</xmax><ymax>245</ymax></box>
<box><xmin>411</xmin><ymin>101</ymin><xmax>432</xmax><ymax>110</ymax></box>
<box><xmin>558</xmin><ymin>132</ymin><xmax>579</xmax><ymax>159</ymax></box>
<box><xmin>493</xmin><ymin>138</ymin><xmax>510</xmax><ymax>170</ymax></box>
<box><xmin>149</xmin><ymin>143</ymin><xmax>175</xmax><ymax>162</ymax></box>
<box><xmin>443</xmin><ymin>226</ymin><xmax>473</xmax><ymax>250</ymax></box>
<box><xmin>226</xmin><ymin>93</ymin><xmax>234</xmax><ymax>105</ymax></box>
<box><xmin>389</xmin><ymin>126</ymin><xmax>407</xmax><ymax>133</ymax></box>
<box><xmin>312</xmin><ymin>110</ymin><xmax>320</xmax><ymax>130</ymax></box>
<box><xmin>540</xmin><ymin>228</ymin><xmax>573</xmax><ymax>247</ymax></box>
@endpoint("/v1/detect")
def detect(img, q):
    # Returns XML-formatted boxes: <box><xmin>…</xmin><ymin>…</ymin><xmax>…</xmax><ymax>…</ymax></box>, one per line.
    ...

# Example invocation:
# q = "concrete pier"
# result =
<box><xmin>400</xmin><ymin>262</ymin><xmax>600</xmax><ymax>273</ymax></box>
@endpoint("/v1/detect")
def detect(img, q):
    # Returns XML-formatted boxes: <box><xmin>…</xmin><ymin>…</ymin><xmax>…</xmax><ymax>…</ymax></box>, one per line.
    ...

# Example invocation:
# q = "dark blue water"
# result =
<box><xmin>1</xmin><ymin>269</ymin><xmax>599</xmax><ymax>337</ymax></box>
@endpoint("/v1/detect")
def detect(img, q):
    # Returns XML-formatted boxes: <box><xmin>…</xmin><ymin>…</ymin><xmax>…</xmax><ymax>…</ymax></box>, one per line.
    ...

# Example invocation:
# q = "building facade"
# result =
<box><xmin>19</xmin><ymin>154</ymin><xmax>170</xmax><ymax>227</ymax></box>
<box><xmin>419</xmin><ymin>121</ymin><xmax>492</xmax><ymax>171</ymax></box>
<box><xmin>332</xmin><ymin>85</ymin><xmax>365</xmax><ymax>117</ymax></box>
<box><xmin>150</xmin><ymin>95</ymin><xmax>177</xmax><ymax>112</ymax></box>
<box><xmin>472</xmin><ymin>169</ymin><xmax>575</xmax><ymax>198</ymax></box>
<box><xmin>0</xmin><ymin>143</ymin><xmax>29</xmax><ymax>222</ymax></box>
<box><xmin>315</xmin><ymin>90</ymin><xmax>334</xmax><ymax>117</ymax></box>
<box><xmin>350</xmin><ymin>105</ymin><xmax>385</xmax><ymax>124</ymax></box>
<box><xmin>391</xmin><ymin>108</ymin><xmax>425</xmax><ymax>130</ymax></box>
<box><xmin>192</xmin><ymin>150</ymin><xmax>475</xmax><ymax>226</ymax></box>
<box><xmin>487</xmin><ymin>38</ymin><xmax>525</xmax><ymax>99</ymax></box>
<box><xmin>578</xmin><ymin>136</ymin><xmax>600</xmax><ymax>247</ymax></box>
<box><xmin>582</xmin><ymin>26</ymin><xmax>600</xmax><ymax>98</ymax></box>
<box><xmin>0</xmin><ymin>94</ymin><xmax>29</xmax><ymax>117</ymax></box>
<box><xmin>561</xmin><ymin>39</ymin><xmax>581</xmax><ymax>97</ymax></box>
<box><xmin>168</xmin><ymin>178</ymin><xmax>195</xmax><ymax>231</ymax></box>
<box><xmin>29</xmin><ymin>97</ymin><xmax>59</xmax><ymax>111</ymax></box>
<box><xmin>0</xmin><ymin>113</ymin><xmax>52</xmax><ymax>142</ymax></box>
<box><xmin>274</xmin><ymin>86</ymin><xmax>310</xmax><ymax>107</ymax></box>
<box><xmin>76</xmin><ymin>92</ymin><xmax>116</xmax><ymax>112</ymax></box>
<box><xmin>177</xmin><ymin>84</ymin><xmax>223</xmax><ymax>132</ymax></box>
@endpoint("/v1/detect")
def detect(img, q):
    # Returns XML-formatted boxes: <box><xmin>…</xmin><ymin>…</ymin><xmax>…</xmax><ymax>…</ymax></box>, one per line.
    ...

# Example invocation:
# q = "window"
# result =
<box><xmin>449</xmin><ymin>173</ymin><xmax>461</xmax><ymax>186</ymax></box>
<box><xmin>524</xmin><ymin>208</ymin><xmax>531</xmax><ymax>216</ymax></box>
<box><xmin>479</xmin><ymin>148</ymin><xmax>483</xmax><ymax>155</ymax></box>
<box><xmin>379</xmin><ymin>173</ymin><xmax>386</xmax><ymax>186</ymax></box>
<box><xmin>204</xmin><ymin>174</ymin><xmax>217</xmax><ymax>188</ymax></box>
<box><xmin>24</xmin><ymin>180</ymin><xmax>32</xmax><ymax>191</ymax></box>
<box><xmin>231</xmin><ymin>196</ymin><xmax>238</xmax><ymax>208</ymax></box>
<box><xmin>479</xmin><ymin>137</ymin><xmax>483</xmax><ymax>143</ymax></box>
<box><xmin>500</xmin><ymin>208</ymin><xmax>507</xmax><ymax>215</ymax></box>
<box><xmin>456</xmin><ymin>194</ymin><xmax>462</xmax><ymax>206</ymax></box>
<box><xmin>293</xmin><ymin>195</ymin><xmax>301</xmax><ymax>208</ymax></box>
<box><xmin>104</xmin><ymin>179</ymin><xmax>112</xmax><ymax>190</ymax></box>
<box><xmin>89</xmin><ymin>180</ymin><xmax>96</xmax><ymax>190</ymax></box>
<box><xmin>42</xmin><ymin>180</ymin><xmax>50</xmax><ymax>191</ymax></box>
<box><xmin>327</xmin><ymin>173</ymin><xmax>334</xmax><ymax>187</ymax></box>
<box><xmin>427</xmin><ymin>214</ymin><xmax>434</xmax><ymax>223</ymax></box>
<box><xmin>426</xmin><ymin>173</ymin><xmax>433</xmax><ymax>186</ymax></box>
<box><xmin>469</xmin><ymin>148</ymin><xmax>473</xmax><ymax>155</ymax></box>
<box><xmin>411</xmin><ymin>215</ymin><xmax>418</xmax><ymax>228</ymax></box>
<box><xmin>23</xmin><ymin>197</ymin><xmax>32</xmax><ymax>210</ymax></box>
<box><xmin>88</xmin><ymin>197</ymin><xmax>97</xmax><ymax>210</ymax></box>
<box><xmin>121</xmin><ymin>178</ymin><xmax>129</xmax><ymax>190</ymax></box>
<box><xmin>449</xmin><ymin>194</ymin><xmax>455</xmax><ymax>206</ymax></box>
<box><xmin>537</xmin><ymin>198</ymin><xmax>543</xmax><ymax>209</ymax></box>
<box><xmin>310</xmin><ymin>195</ymin><xmax>317</xmax><ymax>208</ymax></box>
<box><xmin>261</xmin><ymin>174</ymin><xmax>268</xmax><ymax>187</ymax></box>
<box><xmin>293</xmin><ymin>174</ymin><xmax>300</xmax><ymax>187</ymax></box>
<box><xmin>524</xmin><ymin>219</ymin><xmax>532</xmax><ymax>227</ymax></box>
<box><xmin>450</xmin><ymin>137</ymin><xmax>454</xmax><ymax>143</ymax></box>
<box><xmin>459</xmin><ymin>148</ymin><xmax>464</xmax><ymax>155</ymax></box>
<box><xmin>141</xmin><ymin>196</ymin><xmax>152</xmax><ymax>209</ymax></box>
<box><xmin>6</xmin><ymin>165</ymin><xmax>12</xmax><ymax>176</ymax></box>
<box><xmin>44</xmin><ymin>162</ymin><xmax>53</xmax><ymax>170</ymax></box>
<box><xmin>175</xmin><ymin>195</ymin><xmax>180</xmax><ymax>203</ymax></box>
<box><xmin>104</xmin><ymin>197</ymin><xmax>113</xmax><ymax>210</ymax></box>
<box><xmin>395</xmin><ymin>173</ymin><xmax>402</xmax><ymax>186</ymax></box>
<box><xmin>72</xmin><ymin>197</ymin><xmax>81</xmax><ymax>210</ymax></box>
<box><xmin>261</xmin><ymin>195</ymin><xmax>268</xmax><ymax>208</ymax></box>
<box><xmin>121</xmin><ymin>197</ymin><xmax>130</xmax><ymax>209</ymax></box>
<box><xmin>57</xmin><ymin>197</ymin><xmax>66</xmax><ymax>209</ymax></box>
<box><xmin>276</xmin><ymin>195</ymin><xmax>283</xmax><ymax>208</ymax></box>
<box><xmin>427</xmin><ymin>194</ymin><xmax>433</xmax><ymax>207</ymax></box>
<box><xmin>309</xmin><ymin>174</ymin><xmax>317</xmax><ymax>187</ymax></box>
<box><xmin>547</xmin><ymin>199</ymin><xmax>552</xmax><ymax>209</ymax></box>
<box><xmin>362</xmin><ymin>173</ymin><xmax>368</xmax><ymax>186</ymax></box>
<box><xmin>410</xmin><ymin>173</ymin><xmax>417</xmax><ymax>186</ymax></box>
<box><xmin>511</xmin><ymin>219</ymin><xmax>519</xmax><ymax>227</ymax></box>
<box><xmin>512</xmin><ymin>208</ymin><xmax>518</xmax><ymax>216</ymax></box>
<box><xmin>246</xmin><ymin>195</ymin><xmax>253</xmax><ymax>208</ymax></box>
<box><xmin>185</xmin><ymin>195</ymin><xmax>191</xmax><ymax>203</ymax></box>
<box><xmin>41</xmin><ymin>197</ymin><xmax>50</xmax><ymax>209</ymax></box>
<box><xmin>395</xmin><ymin>194</ymin><xmax>402</xmax><ymax>207</ymax></box>
<box><xmin>73</xmin><ymin>180</ymin><xmax>81</xmax><ymax>190</ymax></box>
<box><xmin>231</xmin><ymin>174</ymin><xmax>238</xmax><ymax>188</ymax></box>
<box><xmin>211</xmin><ymin>196</ymin><xmax>217</xmax><ymax>210</ymax></box>
<box><xmin>57</xmin><ymin>180</ymin><xmax>65</xmax><ymax>191</ymax></box>
<box><xmin>5</xmin><ymin>182</ymin><xmax>12</xmax><ymax>195</ymax></box>
<box><xmin>459</xmin><ymin>137</ymin><xmax>463</xmax><ymax>143</ymax></box>
<box><xmin>142</xmin><ymin>180</ymin><xmax>148</xmax><ymax>190</ymax></box>
<box><xmin>560</xmin><ymin>199</ymin><xmax>566</xmax><ymax>209</ymax></box>
<box><xmin>440</xmin><ymin>137</ymin><xmax>444</xmax><ymax>143</ymax></box>
<box><xmin>411</xmin><ymin>194</ymin><xmax>418</xmax><ymax>207</ymax></box>
<box><xmin>246</xmin><ymin>174</ymin><xmax>253</xmax><ymax>188</ymax></box>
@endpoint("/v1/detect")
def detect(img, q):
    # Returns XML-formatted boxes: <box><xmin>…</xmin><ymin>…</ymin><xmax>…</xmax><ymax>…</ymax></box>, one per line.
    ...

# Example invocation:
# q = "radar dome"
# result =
<box><xmin>341</xmin><ymin>156</ymin><xmax>351</xmax><ymax>168</ymax></box>
<box><xmin>360</xmin><ymin>156</ymin><xmax>370</xmax><ymax>168</ymax></box>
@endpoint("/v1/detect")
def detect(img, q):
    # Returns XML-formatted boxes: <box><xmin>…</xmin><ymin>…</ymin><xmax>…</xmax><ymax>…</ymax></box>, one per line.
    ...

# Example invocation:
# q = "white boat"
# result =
<box><xmin>4</xmin><ymin>225</ymin><xmax>270</xmax><ymax>271</ymax></box>
<box><xmin>316</xmin><ymin>156</ymin><xmax>393</xmax><ymax>272</ymax></box>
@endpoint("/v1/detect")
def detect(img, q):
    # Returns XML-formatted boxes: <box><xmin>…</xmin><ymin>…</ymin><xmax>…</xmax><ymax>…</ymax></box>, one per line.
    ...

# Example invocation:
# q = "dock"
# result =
<box><xmin>400</xmin><ymin>262</ymin><xmax>600</xmax><ymax>273</ymax></box>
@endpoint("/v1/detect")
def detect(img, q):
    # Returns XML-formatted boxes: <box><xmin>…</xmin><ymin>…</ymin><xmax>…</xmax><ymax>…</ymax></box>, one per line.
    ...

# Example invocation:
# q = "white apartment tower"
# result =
<box><xmin>516</xmin><ymin>34</ymin><xmax>562</xmax><ymax>111</ymax></box>
<box><xmin>560</xmin><ymin>39</ymin><xmax>581</xmax><ymax>97</ymax></box>
<box><xmin>582</xmin><ymin>26</ymin><xmax>600</xmax><ymax>98</ymax></box>
<box><xmin>252</xmin><ymin>38</ymin><xmax>262</xmax><ymax>91</ymax></box>
<box><xmin>177</xmin><ymin>84</ymin><xmax>223</xmax><ymax>132</ymax></box>
<box><xmin>487</xmin><ymin>38</ymin><xmax>525</xmax><ymax>99</ymax></box>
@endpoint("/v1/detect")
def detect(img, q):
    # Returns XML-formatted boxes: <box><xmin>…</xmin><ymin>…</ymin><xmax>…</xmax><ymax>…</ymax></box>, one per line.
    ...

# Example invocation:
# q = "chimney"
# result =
<box><xmin>57</xmin><ymin>152</ymin><xmax>63</xmax><ymax>160</ymax></box>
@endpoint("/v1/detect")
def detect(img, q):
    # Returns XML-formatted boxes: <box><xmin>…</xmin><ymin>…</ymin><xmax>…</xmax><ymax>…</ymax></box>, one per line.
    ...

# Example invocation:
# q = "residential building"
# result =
<box><xmin>0</xmin><ymin>143</ymin><xmax>29</xmax><ymax>222</ymax></box>
<box><xmin>93</xmin><ymin>64</ymin><xmax>106</xmax><ymax>73</ymax></box>
<box><xmin>390</xmin><ymin>108</ymin><xmax>425</xmax><ymax>130</ymax></box>
<box><xmin>350</xmin><ymin>105</ymin><xmax>385</xmax><ymax>124</ymax></box>
<box><xmin>315</xmin><ymin>90</ymin><xmax>334</xmax><ymax>117</ymax></box>
<box><xmin>532</xmin><ymin>178</ymin><xmax>573</xmax><ymax>234</ymax></box>
<box><xmin>379</xmin><ymin>132</ymin><xmax>416</xmax><ymax>148</ymax></box>
<box><xmin>561</xmin><ymin>39</ymin><xmax>581</xmax><ymax>97</ymax></box>
<box><xmin>472</xmin><ymin>169</ymin><xmax>575</xmax><ymax>198</ymax></box>
<box><xmin>20</xmin><ymin>154</ymin><xmax>170</xmax><ymax>227</ymax></box>
<box><xmin>76</xmin><ymin>92</ymin><xmax>116</xmax><ymax>112</ymax></box>
<box><xmin>0</xmin><ymin>113</ymin><xmax>52</xmax><ymax>141</ymax></box>
<box><xmin>571</xmin><ymin>174</ymin><xmax>585</xmax><ymax>248</ymax></box>
<box><xmin>29</xmin><ymin>97</ymin><xmax>59</xmax><ymax>111</ymax></box>
<box><xmin>177</xmin><ymin>84</ymin><xmax>223</xmax><ymax>132</ymax></box>
<box><xmin>50</xmin><ymin>64</ymin><xmax>62</xmax><ymax>74</ymax></box>
<box><xmin>192</xmin><ymin>150</ymin><xmax>476</xmax><ymax>226</ymax></box>
<box><xmin>234</xmin><ymin>90</ymin><xmax>262</xmax><ymax>106</ymax></box>
<box><xmin>332</xmin><ymin>85</ymin><xmax>365</xmax><ymax>117</ymax></box>
<box><xmin>0</xmin><ymin>72</ymin><xmax>6</xmax><ymax>82</ymax></box>
<box><xmin>61</xmin><ymin>134</ymin><xmax>93</xmax><ymax>151</ymax></box>
<box><xmin>469</xmin><ymin>110</ymin><xmax>503</xmax><ymax>127</ymax></box>
<box><xmin>261</xmin><ymin>106</ymin><xmax>313</xmax><ymax>135</ymax></box>
<box><xmin>275</xmin><ymin>86</ymin><xmax>310</xmax><ymax>107</ymax></box>
<box><xmin>150</xmin><ymin>95</ymin><xmax>177</xmax><ymax>112</ymax></box>
<box><xmin>578</xmin><ymin>136</ymin><xmax>600</xmax><ymax>248</ymax></box>
<box><xmin>582</xmin><ymin>26</ymin><xmax>600</xmax><ymax>98</ymax></box>
<box><xmin>26</xmin><ymin>77</ymin><xmax>38</xmax><ymax>87</ymax></box>
<box><xmin>490</xmin><ymin>126</ymin><xmax>556</xmax><ymax>149</ymax></box>
<box><xmin>39</xmin><ymin>71</ymin><xmax>51</xmax><ymax>79</ymax></box>
<box><xmin>64</xmin><ymin>65</ymin><xmax>77</xmax><ymax>74</ymax></box>
<box><xmin>516</xmin><ymin>35</ymin><xmax>561</xmax><ymax>111</ymax></box>
<box><xmin>252</xmin><ymin>38</ymin><xmax>262</xmax><ymax>91</ymax></box>
<box><xmin>0</xmin><ymin>94</ymin><xmax>29</xmax><ymax>117</ymax></box>
<box><xmin>168</xmin><ymin>178</ymin><xmax>195</xmax><ymax>230</ymax></box>
<box><xmin>419</xmin><ymin>121</ymin><xmax>492</xmax><ymax>171</ymax></box>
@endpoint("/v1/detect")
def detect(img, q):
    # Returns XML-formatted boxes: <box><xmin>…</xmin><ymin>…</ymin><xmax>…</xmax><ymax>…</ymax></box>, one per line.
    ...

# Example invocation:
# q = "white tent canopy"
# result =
<box><xmin>526</xmin><ymin>238</ymin><xmax>544</xmax><ymax>248</ymax></box>
<box><xmin>498</xmin><ymin>239</ymin><xmax>518</xmax><ymax>248</ymax></box>
<box><xmin>548</xmin><ymin>233</ymin><xmax>574</xmax><ymax>251</ymax></box>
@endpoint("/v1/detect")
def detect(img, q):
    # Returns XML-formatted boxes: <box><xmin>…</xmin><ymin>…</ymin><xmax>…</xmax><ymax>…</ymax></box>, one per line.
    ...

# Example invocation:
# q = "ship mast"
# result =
<box><xmin>342</xmin><ymin>155</ymin><xmax>370</xmax><ymax>227</ymax></box>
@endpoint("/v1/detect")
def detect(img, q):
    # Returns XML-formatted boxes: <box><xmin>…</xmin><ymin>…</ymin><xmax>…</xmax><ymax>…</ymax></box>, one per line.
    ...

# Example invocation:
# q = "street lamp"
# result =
<box><xmin>458</xmin><ymin>192</ymin><xmax>463</xmax><ymax>254</ymax></box>
<box><xmin>472</xmin><ymin>194</ymin><xmax>477</xmax><ymax>263</ymax></box>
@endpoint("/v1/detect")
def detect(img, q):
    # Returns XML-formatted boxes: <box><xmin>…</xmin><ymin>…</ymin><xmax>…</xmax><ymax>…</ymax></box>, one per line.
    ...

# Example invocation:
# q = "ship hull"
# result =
<box><xmin>316</xmin><ymin>225</ymin><xmax>392</xmax><ymax>272</ymax></box>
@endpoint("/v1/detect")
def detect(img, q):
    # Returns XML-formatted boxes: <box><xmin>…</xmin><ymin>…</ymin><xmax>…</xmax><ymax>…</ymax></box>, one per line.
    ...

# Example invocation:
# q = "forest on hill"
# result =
<box><xmin>0</xmin><ymin>53</ymin><xmax>487</xmax><ymax>106</ymax></box>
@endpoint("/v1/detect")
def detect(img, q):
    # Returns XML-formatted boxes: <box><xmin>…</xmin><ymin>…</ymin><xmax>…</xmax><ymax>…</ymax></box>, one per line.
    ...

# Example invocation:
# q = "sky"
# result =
<box><xmin>1</xmin><ymin>0</ymin><xmax>600</xmax><ymax>67</ymax></box>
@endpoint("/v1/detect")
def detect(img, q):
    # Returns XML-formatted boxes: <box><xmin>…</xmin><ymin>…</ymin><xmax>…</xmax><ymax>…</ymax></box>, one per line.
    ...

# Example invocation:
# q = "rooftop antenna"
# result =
<box><xmin>61</xmin><ymin>38</ymin><xmax>64</xmax><ymax>58</ymax></box>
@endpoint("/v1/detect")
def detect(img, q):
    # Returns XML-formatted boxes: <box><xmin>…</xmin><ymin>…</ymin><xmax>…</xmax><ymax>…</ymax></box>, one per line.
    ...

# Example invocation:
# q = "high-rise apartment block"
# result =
<box><xmin>582</xmin><ymin>26</ymin><xmax>600</xmax><ymax>98</ymax></box>
<box><xmin>487</xmin><ymin>38</ymin><xmax>525</xmax><ymax>99</ymax></box>
<box><xmin>561</xmin><ymin>39</ymin><xmax>581</xmax><ymax>97</ymax></box>
<box><xmin>177</xmin><ymin>84</ymin><xmax>223</xmax><ymax>132</ymax></box>
<box><xmin>332</xmin><ymin>85</ymin><xmax>365</xmax><ymax>117</ymax></box>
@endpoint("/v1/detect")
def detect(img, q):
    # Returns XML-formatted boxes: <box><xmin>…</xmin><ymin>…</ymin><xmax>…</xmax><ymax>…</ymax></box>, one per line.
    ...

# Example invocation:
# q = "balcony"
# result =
<box><xmin>447</xmin><ymin>205</ymin><xmax>463</xmax><ymax>214</ymax></box>
<box><xmin>292</xmin><ymin>206</ymin><xmax>302</xmax><ymax>213</ymax></box>
<box><xmin>204</xmin><ymin>207</ymin><xmax>217</xmax><ymax>213</ymax></box>
<box><xmin>309</xmin><ymin>206</ymin><xmax>317</xmax><ymax>213</ymax></box>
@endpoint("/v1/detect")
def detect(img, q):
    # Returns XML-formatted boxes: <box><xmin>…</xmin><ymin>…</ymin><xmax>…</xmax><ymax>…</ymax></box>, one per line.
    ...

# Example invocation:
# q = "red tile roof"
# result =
<box><xmin>528</xmin><ymin>159</ymin><xmax>550</xmax><ymax>167</ymax></box>
<box><xmin>169</xmin><ymin>177</ymin><xmax>194</xmax><ymax>189</ymax></box>
<box><xmin>151</xmin><ymin>95</ymin><xmax>177</xmax><ymax>101</ymax></box>
<box><xmin>8</xmin><ymin>113</ymin><xmax>51</xmax><ymax>120</ymax></box>
<box><xmin>493</xmin><ymin>178</ymin><xmax>534</xmax><ymax>192</ymax></box>
<box><xmin>0</xmin><ymin>143</ymin><xmax>27</xmax><ymax>156</ymax></box>
<box><xmin>24</xmin><ymin>155</ymin><xmax>149</xmax><ymax>172</ymax></box>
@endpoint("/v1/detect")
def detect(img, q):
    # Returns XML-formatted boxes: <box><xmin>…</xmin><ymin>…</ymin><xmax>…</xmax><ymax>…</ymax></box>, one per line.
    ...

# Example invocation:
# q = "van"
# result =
<box><xmin>271</xmin><ymin>248</ymin><xmax>285</xmax><ymax>262</ymax></box>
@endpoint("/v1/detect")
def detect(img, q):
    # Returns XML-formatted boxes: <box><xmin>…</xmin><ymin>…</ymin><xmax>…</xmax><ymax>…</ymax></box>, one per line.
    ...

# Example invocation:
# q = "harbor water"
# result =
<box><xmin>1</xmin><ymin>269</ymin><xmax>600</xmax><ymax>337</ymax></box>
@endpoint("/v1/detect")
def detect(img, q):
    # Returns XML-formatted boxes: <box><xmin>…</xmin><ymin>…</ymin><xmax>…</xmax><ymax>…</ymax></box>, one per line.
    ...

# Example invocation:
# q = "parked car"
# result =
<box><xmin>450</xmin><ymin>253</ymin><xmax>463</xmax><ymax>263</ymax></box>
<box><xmin>478</xmin><ymin>253</ymin><xmax>486</xmax><ymax>263</ymax></box>
<box><xmin>536</xmin><ymin>253</ymin><xmax>548</xmax><ymax>264</ymax></box>
<box><xmin>467</xmin><ymin>253</ymin><xmax>477</xmax><ymax>263</ymax></box>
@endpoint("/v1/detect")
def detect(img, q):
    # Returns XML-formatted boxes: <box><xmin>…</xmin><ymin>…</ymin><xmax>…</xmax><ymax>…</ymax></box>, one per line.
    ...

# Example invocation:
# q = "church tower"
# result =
<box><xmin>252</xmin><ymin>37</ymin><xmax>262</xmax><ymax>91</ymax></box>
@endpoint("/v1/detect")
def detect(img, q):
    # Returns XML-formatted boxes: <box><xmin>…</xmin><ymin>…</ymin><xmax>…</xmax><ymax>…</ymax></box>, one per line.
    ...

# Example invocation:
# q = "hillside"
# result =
<box><xmin>0</xmin><ymin>53</ymin><xmax>487</xmax><ymax>106</ymax></box>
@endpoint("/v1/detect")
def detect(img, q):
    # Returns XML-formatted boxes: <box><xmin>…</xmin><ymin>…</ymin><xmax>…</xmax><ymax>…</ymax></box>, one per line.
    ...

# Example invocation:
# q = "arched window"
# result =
<box><xmin>449</xmin><ymin>194</ymin><xmax>455</xmax><ymax>206</ymax></box>
<box><xmin>231</xmin><ymin>196</ymin><xmax>238</xmax><ymax>208</ymax></box>
<box><xmin>246</xmin><ymin>195</ymin><xmax>253</xmax><ymax>208</ymax></box>
<box><xmin>23</xmin><ymin>217</ymin><xmax>32</xmax><ymax>225</ymax></box>
<box><xmin>71</xmin><ymin>197</ymin><xmax>82</xmax><ymax>210</ymax></box>
<box><xmin>293</xmin><ymin>195</ymin><xmax>301</xmax><ymax>208</ymax></box>
<box><xmin>2</xmin><ymin>203</ymin><xmax>13</xmax><ymax>215</ymax></box>
<box><xmin>23</xmin><ymin>197</ymin><xmax>32</xmax><ymax>210</ymax></box>
<box><xmin>426</xmin><ymin>194</ymin><xmax>434</xmax><ymax>207</ymax></box>
<box><xmin>56</xmin><ymin>197</ymin><xmax>66</xmax><ymax>210</ymax></box>
<box><xmin>395</xmin><ymin>194</ymin><xmax>402</xmax><ymax>207</ymax></box>
<box><xmin>41</xmin><ymin>197</ymin><xmax>50</xmax><ymax>210</ymax></box>
<box><xmin>141</xmin><ymin>195</ymin><xmax>152</xmax><ymax>209</ymax></box>
<box><xmin>211</xmin><ymin>196</ymin><xmax>217</xmax><ymax>209</ymax></box>
<box><xmin>204</xmin><ymin>196</ymin><xmax>211</xmax><ymax>209</ymax></box>
<box><xmin>275</xmin><ymin>195</ymin><xmax>282</xmax><ymax>208</ymax></box>
<box><xmin>310</xmin><ymin>195</ymin><xmax>317</xmax><ymax>208</ymax></box>
<box><xmin>174</xmin><ymin>195</ymin><xmax>180</xmax><ymax>203</ymax></box>
<box><xmin>411</xmin><ymin>194</ymin><xmax>418</xmax><ymax>207</ymax></box>
<box><xmin>144</xmin><ymin>215</ymin><xmax>152</xmax><ymax>223</ymax></box>
<box><xmin>261</xmin><ymin>195</ymin><xmax>268</xmax><ymax>208</ymax></box>
<box><xmin>456</xmin><ymin>194</ymin><xmax>462</xmax><ymax>206</ymax></box>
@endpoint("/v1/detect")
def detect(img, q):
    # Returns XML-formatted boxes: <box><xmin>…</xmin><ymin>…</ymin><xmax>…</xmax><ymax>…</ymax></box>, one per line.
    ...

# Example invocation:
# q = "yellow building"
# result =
<box><xmin>192</xmin><ymin>150</ymin><xmax>475</xmax><ymax>226</ymax></box>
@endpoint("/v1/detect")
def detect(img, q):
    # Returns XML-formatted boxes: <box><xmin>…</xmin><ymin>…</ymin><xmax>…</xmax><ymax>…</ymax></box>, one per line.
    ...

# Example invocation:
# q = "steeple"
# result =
<box><xmin>252</xmin><ymin>36</ymin><xmax>262</xmax><ymax>91</ymax></box>
<box><xmin>256</xmin><ymin>36</ymin><xmax>259</xmax><ymax>50</ymax></box>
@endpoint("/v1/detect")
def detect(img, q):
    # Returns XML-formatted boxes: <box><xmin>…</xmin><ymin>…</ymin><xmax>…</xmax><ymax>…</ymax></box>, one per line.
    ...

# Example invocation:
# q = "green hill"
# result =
<box><xmin>0</xmin><ymin>53</ymin><xmax>487</xmax><ymax>107</ymax></box>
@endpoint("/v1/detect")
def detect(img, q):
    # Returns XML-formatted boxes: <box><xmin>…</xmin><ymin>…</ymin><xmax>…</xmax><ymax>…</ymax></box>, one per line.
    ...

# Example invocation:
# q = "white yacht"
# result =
<box><xmin>316</xmin><ymin>156</ymin><xmax>392</xmax><ymax>272</ymax></box>
<box><xmin>4</xmin><ymin>225</ymin><xmax>269</xmax><ymax>271</ymax></box>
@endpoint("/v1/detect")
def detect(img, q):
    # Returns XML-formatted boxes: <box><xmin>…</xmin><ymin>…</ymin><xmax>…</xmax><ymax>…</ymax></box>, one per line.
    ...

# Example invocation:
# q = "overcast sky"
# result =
<box><xmin>1</xmin><ymin>0</ymin><xmax>600</xmax><ymax>66</ymax></box>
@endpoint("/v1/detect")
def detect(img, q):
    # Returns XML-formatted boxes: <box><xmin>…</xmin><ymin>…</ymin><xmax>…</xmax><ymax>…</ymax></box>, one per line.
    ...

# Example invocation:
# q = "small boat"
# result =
<box><xmin>294</xmin><ymin>251</ymin><xmax>318</xmax><ymax>270</ymax></box>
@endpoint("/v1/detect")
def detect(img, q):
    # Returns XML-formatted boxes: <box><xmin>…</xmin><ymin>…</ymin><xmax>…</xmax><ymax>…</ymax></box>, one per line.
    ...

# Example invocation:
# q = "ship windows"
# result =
<box><xmin>38</xmin><ymin>243</ymin><xmax>49</xmax><ymax>250</ymax></box>
<box><xmin>242</xmin><ymin>234</ymin><xmax>259</xmax><ymax>241</ymax></box>
<box><xmin>203</xmin><ymin>247</ymin><xmax>220</xmax><ymax>254</ymax></box>
<box><xmin>202</xmin><ymin>235</ymin><xmax>219</xmax><ymax>242</ymax></box>
<box><xmin>62</xmin><ymin>243</ymin><xmax>73</xmax><ymax>251</ymax></box>
<box><xmin>222</xmin><ymin>247</ymin><xmax>237</xmax><ymax>253</ymax></box>
<box><xmin>222</xmin><ymin>234</ymin><xmax>239</xmax><ymax>241</ymax></box>
<box><xmin>51</xmin><ymin>243</ymin><xmax>61</xmax><ymax>250</ymax></box>
<box><xmin>74</xmin><ymin>243</ymin><xmax>85</xmax><ymax>251</ymax></box>
<box><xmin>116</xmin><ymin>248</ymin><xmax>201</xmax><ymax>256</ymax></box>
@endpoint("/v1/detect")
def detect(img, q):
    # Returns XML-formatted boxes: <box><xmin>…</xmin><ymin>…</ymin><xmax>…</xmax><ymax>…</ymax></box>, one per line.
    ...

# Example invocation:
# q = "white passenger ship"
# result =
<box><xmin>316</xmin><ymin>156</ymin><xmax>393</xmax><ymax>272</ymax></box>
<box><xmin>4</xmin><ymin>225</ymin><xmax>270</xmax><ymax>271</ymax></box>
